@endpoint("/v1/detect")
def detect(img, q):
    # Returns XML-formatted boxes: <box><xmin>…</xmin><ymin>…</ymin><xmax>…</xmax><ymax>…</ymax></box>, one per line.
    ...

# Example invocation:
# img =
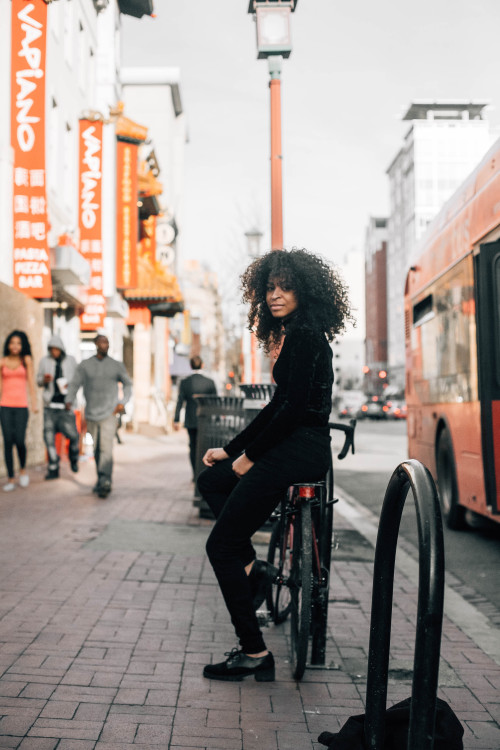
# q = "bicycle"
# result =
<box><xmin>265</xmin><ymin>420</ymin><xmax>356</xmax><ymax>680</ymax></box>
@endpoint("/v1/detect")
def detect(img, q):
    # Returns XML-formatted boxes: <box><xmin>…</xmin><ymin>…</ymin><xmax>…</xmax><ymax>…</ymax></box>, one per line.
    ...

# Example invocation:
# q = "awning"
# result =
<box><xmin>124</xmin><ymin>255</ymin><xmax>183</xmax><ymax>316</ymax></box>
<box><xmin>117</xmin><ymin>0</ymin><xmax>154</xmax><ymax>18</ymax></box>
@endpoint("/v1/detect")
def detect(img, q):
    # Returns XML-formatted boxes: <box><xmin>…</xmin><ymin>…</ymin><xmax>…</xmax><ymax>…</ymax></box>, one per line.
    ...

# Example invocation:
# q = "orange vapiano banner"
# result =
<box><xmin>116</xmin><ymin>139</ymin><xmax>138</xmax><ymax>289</ymax></box>
<box><xmin>11</xmin><ymin>0</ymin><xmax>51</xmax><ymax>298</ymax></box>
<box><xmin>78</xmin><ymin>119</ymin><xmax>106</xmax><ymax>331</ymax></box>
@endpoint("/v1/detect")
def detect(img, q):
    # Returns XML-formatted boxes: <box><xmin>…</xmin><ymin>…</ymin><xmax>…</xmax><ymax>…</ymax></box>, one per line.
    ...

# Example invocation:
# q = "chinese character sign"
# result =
<box><xmin>11</xmin><ymin>0</ymin><xmax>51</xmax><ymax>298</ymax></box>
<box><xmin>116</xmin><ymin>139</ymin><xmax>138</xmax><ymax>289</ymax></box>
<box><xmin>78</xmin><ymin>120</ymin><xmax>106</xmax><ymax>331</ymax></box>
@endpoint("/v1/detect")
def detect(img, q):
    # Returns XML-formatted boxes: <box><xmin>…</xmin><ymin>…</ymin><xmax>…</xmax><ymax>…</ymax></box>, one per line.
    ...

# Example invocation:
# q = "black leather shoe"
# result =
<box><xmin>249</xmin><ymin>560</ymin><xmax>278</xmax><ymax>610</ymax></box>
<box><xmin>97</xmin><ymin>481</ymin><xmax>111</xmax><ymax>499</ymax></box>
<box><xmin>70</xmin><ymin>459</ymin><xmax>79</xmax><ymax>473</ymax></box>
<box><xmin>45</xmin><ymin>468</ymin><xmax>59</xmax><ymax>480</ymax></box>
<box><xmin>203</xmin><ymin>649</ymin><xmax>275</xmax><ymax>682</ymax></box>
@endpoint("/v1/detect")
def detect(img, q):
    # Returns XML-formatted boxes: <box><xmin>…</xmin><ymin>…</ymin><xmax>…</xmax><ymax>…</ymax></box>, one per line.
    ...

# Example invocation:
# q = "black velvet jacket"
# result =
<box><xmin>224</xmin><ymin>324</ymin><xmax>333</xmax><ymax>462</ymax></box>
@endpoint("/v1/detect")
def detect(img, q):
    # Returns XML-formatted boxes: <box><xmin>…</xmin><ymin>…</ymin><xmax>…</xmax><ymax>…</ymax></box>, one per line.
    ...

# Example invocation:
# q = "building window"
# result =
<box><xmin>63</xmin><ymin>123</ymin><xmax>74</xmax><ymax>213</ymax></box>
<box><xmin>63</xmin><ymin>1</ymin><xmax>73</xmax><ymax>67</ymax></box>
<box><xmin>47</xmin><ymin>98</ymin><xmax>59</xmax><ymax>192</ymax></box>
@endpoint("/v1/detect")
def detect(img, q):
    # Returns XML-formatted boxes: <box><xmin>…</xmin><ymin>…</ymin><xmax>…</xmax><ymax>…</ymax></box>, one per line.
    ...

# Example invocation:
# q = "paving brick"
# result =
<box><xmin>17</xmin><ymin>740</ymin><xmax>59</xmax><ymax>750</ymax></box>
<box><xmin>28</xmin><ymin>718</ymin><xmax>103</xmax><ymax>740</ymax></box>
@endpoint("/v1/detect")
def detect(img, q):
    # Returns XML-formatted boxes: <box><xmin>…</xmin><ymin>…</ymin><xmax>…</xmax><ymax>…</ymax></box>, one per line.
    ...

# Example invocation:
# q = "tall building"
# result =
<box><xmin>0</xmin><ymin>0</ymin><xmax>186</xmax><ymax>471</ymax></box>
<box><xmin>364</xmin><ymin>216</ymin><xmax>388</xmax><ymax>394</ymax></box>
<box><xmin>386</xmin><ymin>101</ymin><xmax>493</xmax><ymax>389</ymax></box>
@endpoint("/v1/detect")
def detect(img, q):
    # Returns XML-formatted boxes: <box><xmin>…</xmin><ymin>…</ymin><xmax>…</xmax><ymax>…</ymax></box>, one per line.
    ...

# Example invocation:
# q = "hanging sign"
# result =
<box><xmin>11</xmin><ymin>0</ymin><xmax>51</xmax><ymax>297</ymax></box>
<box><xmin>116</xmin><ymin>139</ymin><xmax>138</xmax><ymax>289</ymax></box>
<box><xmin>78</xmin><ymin>119</ymin><xmax>106</xmax><ymax>330</ymax></box>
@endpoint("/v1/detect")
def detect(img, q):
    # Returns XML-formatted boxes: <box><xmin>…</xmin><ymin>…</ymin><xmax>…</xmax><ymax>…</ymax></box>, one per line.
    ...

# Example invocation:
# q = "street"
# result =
<box><xmin>333</xmin><ymin>419</ymin><xmax>500</xmax><ymax>625</ymax></box>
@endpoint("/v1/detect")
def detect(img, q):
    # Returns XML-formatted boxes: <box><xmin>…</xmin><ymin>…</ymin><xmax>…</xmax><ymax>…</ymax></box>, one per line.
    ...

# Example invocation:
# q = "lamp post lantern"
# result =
<box><xmin>248</xmin><ymin>1</ymin><xmax>298</xmax><ymax>250</ymax></box>
<box><xmin>244</xmin><ymin>227</ymin><xmax>264</xmax><ymax>259</ymax></box>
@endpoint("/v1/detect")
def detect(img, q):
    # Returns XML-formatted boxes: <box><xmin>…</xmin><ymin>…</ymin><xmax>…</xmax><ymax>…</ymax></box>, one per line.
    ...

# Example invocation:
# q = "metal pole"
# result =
<box><xmin>269</xmin><ymin>56</ymin><xmax>283</xmax><ymax>250</ymax></box>
<box><xmin>364</xmin><ymin>460</ymin><xmax>445</xmax><ymax>750</ymax></box>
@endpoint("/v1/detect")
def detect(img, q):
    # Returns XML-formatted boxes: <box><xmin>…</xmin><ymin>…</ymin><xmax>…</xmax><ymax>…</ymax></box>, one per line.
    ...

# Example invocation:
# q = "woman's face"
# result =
<box><xmin>8</xmin><ymin>336</ymin><xmax>22</xmax><ymax>356</ymax></box>
<box><xmin>266</xmin><ymin>276</ymin><xmax>299</xmax><ymax>319</ymax></box>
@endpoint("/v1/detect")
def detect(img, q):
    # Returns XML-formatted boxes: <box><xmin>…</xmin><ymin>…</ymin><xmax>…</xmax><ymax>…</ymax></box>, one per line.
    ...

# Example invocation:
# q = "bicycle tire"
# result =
<box><xmin>310</xmin><ymin>492</ymin><xmax>333</xmax><ymax>665</ymax></box>
<box><xmin>290</xmin><ymin>500</ymin><xmax>313</xmax><ymax>680</ymax></box>
<box><xmin>266</xmin><ymin>517</ymin><xmax>293</xmax><ymax>624</ymax></box>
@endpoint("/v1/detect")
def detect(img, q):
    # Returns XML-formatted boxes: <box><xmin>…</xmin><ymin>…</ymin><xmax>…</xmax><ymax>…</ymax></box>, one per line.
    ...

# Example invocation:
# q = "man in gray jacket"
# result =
<box><xmin>66</xmin><ymin>334</ymin><xmax>132</xmax><ymax>498</ymax></box>
<box><xmin>37</xmin><ymin>334</ymin><xmax>79</xmax><ymax>479</ymax></box>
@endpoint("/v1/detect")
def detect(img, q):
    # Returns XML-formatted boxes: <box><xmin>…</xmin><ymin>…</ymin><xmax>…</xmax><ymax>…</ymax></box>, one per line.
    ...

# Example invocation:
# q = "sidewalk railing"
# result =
<box><xmin>364</xmin><ymin>460</ymin><xmax>445</xmax><ymax>750</ymax></box>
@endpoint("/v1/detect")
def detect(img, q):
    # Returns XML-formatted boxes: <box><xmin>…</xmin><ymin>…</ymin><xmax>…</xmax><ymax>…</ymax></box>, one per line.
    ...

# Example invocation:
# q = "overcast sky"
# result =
<box><xmin>121</xmin><ymin>0</ymin><xmax>500</xmax><ymax>323</ymax></box>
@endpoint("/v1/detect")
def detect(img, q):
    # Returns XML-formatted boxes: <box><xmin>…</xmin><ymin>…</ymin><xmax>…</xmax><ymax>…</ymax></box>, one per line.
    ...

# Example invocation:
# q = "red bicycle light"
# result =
<box><xmin>298</xmin><ymin>486</ymin><xmax>315</xmax><ymax>498</ymax></box>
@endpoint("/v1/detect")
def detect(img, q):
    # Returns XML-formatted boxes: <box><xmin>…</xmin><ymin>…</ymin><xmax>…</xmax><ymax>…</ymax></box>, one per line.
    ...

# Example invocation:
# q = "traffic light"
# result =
<box><xmin>226</xmin><ymin>370</ymin><xmax>236</xmax><ymax>391</ymax></box>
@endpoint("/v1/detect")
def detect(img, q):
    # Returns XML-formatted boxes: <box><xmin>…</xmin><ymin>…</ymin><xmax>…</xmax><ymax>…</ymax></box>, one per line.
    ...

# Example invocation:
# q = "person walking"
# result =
<box><xmin>197</xmin><ymin>248</ymin><xmax>352</xmax><ymax>682</ymax></box>
<box><xmin>0</xmin><ymin>330</ymin><xmax>38</xmax><ymax>491</ymax></box>
<box><xmin>37</xmin><ymin>334</ymin><xmax>79</xmax><ymax>480</ymax></box>
<box><xmin>173</xmin><ymin>356</ymin><xmax>217</xmax><ymax>480</ymax></box>
<box><xmin>66</xmin><ymin>334</ymin><xmax>132</xmax><ymax>499</ymax></box>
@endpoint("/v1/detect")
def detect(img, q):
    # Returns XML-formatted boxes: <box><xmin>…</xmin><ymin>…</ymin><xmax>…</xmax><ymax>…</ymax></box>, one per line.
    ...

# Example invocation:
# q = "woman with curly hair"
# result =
<box><xmin>0</xmin><ymin>330</ymin><xmax>38</xmax><ymax>491</ymax></box>
<box><xmin>197</xmin><ymin>248</ymin><xmax>352</xmax><ymax>682</ymax></box>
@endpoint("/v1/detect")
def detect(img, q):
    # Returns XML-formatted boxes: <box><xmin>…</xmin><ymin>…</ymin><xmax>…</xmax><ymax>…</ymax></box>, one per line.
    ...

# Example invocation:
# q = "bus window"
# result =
<box><xmin>413</xmin><ymin>255</ymin><xmax>477</xmax><ymax>405</ymax></box>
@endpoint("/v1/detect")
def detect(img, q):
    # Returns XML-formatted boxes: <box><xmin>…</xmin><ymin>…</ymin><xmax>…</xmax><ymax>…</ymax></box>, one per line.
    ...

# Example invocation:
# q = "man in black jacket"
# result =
<box><xmin>174</xmin><ymin>356</ymin><xmax>217</xmax><ymax>479</ymax></box>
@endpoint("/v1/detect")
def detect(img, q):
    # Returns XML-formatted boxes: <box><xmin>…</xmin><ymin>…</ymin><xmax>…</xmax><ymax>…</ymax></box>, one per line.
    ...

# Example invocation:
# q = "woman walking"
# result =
<box><xmin>197</xmin><ymin>248</ymin><xmax>352</xmax><ymax>681</ymax></box>
<box><xmin>0</xmin><ymin>330</ymin><xmax>38</xmax><ymax>491</ymax></box>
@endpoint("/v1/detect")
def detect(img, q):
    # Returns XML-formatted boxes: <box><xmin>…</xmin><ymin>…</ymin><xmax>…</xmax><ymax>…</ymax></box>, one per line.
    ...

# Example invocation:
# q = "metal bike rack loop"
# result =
<box><xmin>364</xmin><ymin>459</ymin><xmax>445</xmax><ymax>750</ymax></box>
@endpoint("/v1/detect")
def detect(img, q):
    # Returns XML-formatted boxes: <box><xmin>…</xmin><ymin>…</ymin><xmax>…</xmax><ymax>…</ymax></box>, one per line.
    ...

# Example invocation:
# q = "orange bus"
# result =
<box><xmin>405</xmin><ymin>137</ymin><xmax>500</xmax><ymax>529</ymax></box>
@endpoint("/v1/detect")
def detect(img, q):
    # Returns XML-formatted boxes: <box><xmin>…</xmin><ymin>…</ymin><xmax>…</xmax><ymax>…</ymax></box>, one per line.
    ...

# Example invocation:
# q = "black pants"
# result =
<box><xmin>187</xmin><ymin>428</ymin><xmax>197</xmax><ymax>476</ymax></box>
<box><xmin>197</xmin><ymin>426</ymin><xmax>331</xmax><ymax>654</ymax></box>
<box><xmin>0</xmin><ymin>407</ymin><xmax>29</xmax><ymax>479</ymax></box>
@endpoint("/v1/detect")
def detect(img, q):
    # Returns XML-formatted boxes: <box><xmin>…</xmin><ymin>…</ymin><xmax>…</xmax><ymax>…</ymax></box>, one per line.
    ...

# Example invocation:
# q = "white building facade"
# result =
<box><xmin>386</xmin><ymin>101</ymin><xmax>494</xmax><ymax>390</ymax></box>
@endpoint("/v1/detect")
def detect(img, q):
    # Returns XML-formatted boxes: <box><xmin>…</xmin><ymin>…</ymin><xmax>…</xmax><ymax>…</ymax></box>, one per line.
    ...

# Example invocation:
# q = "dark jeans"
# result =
<box><xmin>187</xmin><ymin>428</ymin><xmax>197</xmax><ymax>476</ymax></box>
<box><xmin>43</xmin><ymin>407</ymin><xmax>79</xmax><ymax>470</ymax></box>
<box><xmin>0</xmin><ymin>406</ymin><xmax>29</xmax><ymax>479</ymax></box>
<box><xmin>197</xmin><ymin>426</ymin><xmax>331</xmax><ymax>654</ymax></box>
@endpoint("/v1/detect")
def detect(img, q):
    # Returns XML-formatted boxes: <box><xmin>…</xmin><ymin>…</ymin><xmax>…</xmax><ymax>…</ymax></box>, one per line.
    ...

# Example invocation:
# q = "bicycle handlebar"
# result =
<box><xmin>328</xmin><ymin>419</ymin><xmax>356</xmax><ymax>460</ymax></box>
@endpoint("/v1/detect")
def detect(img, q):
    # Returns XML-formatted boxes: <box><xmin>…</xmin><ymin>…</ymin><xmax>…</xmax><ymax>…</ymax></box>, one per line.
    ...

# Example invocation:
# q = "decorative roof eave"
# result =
<box><xmin>123</xmin><ymin>256</ymin><xmax>183</xmax><ymax>304</ymax></box>
<box><xmin>115</xmin><ymin>115</ymin><xmax>148</xmax><ymax>143</ymax></box>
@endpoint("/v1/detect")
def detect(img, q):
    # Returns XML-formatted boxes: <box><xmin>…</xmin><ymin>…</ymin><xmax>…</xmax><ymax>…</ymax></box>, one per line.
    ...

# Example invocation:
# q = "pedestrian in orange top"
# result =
<box><xmin>0</xmin><ymin>330</ymin><xmax>38</xmax><ymax>491</ymax></box>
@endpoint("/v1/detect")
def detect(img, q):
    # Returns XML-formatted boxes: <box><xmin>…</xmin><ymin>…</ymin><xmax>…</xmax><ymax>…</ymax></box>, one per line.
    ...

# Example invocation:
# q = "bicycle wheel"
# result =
<box><xmin>266</xmin><ymin>516</ymin><xmax>292</xmax><ymax>624</ymax></box>
<box><xmin>290</xmin><ymin>501</ymin><xmax>313</xmax><ymax>680</ymax></box>
<box><xmin>310</xmin><ymin>490</ymin><xmax>333</xmax><ymax>665</ymax></box>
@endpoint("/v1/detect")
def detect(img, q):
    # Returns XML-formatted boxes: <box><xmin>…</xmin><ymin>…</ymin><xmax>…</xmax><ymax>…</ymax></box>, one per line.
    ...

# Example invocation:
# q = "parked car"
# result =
<box><xmin>357</xmin><ymin>396</ymin><xmax>388</xmax><ymax>420</ymax></box>
<box><xmin>385</xmin><ymin>400</ymin><xmax>407</xmax><ymax>419</ymax></box>
<box><xmin>336</xmin><ymin>390</ymin><xmax>365</xmax><ymax>419</ymax></box>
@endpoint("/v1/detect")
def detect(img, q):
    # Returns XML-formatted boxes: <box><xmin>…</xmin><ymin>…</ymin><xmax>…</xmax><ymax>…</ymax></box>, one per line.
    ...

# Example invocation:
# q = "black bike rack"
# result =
<box><xmin>364</xmin><ymin>460</ymin><xmax>445</xmax><ymax>750</ymax></box>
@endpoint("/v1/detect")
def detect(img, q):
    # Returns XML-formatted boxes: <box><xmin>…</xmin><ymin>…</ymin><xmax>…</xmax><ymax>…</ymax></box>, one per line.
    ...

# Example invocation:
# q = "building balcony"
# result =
<box><xmin>51</xmin><ymin>243</ymin><xmax>90</xmax><ymax>288</ymax></box>
<box><xmin>105</xmin><ymin>292</ymin><xmax>129</xmax><ymax>319</ymax></box>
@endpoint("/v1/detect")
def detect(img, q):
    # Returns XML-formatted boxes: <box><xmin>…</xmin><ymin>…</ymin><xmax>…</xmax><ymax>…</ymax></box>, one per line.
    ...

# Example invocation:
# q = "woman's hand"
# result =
<box><xmin>202</xmin><ymin>447</ymin><xmax>229</xmax><ymax>467</ymax></box>
<box><xmin>231</xmin><ymin>453</ymin><xmax>254</xmax><ymax>478</ymax></box>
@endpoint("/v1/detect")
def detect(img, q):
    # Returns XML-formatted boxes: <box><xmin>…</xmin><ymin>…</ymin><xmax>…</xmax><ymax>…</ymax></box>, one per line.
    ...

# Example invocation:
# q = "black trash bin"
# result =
<box><xmin>193</xmin><ymin>395</ymin><xmax>248</xmax><ymax>517</ymax></box>
<box><xmin>239</xmin><ymin>383</ymin><xmax>276</xmax><ymax>422</ymax></box>
<box><xmin>193</xmin><ymin>386</ymin><xmax>277</xmax><ymax>519</ymax></box>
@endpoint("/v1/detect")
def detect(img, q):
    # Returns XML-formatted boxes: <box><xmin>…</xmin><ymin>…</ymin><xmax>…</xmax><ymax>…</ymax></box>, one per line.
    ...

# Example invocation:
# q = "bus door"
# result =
<box><xmin>474</xmin><ymin>241</ymin><xmax>500</xmax><ymax>514</ymax></box>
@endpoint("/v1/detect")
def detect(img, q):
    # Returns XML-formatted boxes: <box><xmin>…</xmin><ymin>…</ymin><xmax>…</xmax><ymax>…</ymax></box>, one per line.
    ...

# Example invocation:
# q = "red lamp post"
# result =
<box><xmin>248</xmin><ymin>1</ymin><xmax>298</xmax><ymax>250</ymax></box>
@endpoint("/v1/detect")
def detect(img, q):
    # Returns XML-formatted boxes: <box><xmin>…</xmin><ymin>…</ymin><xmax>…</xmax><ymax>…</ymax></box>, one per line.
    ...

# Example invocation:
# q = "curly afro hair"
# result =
<box><xmin>240</xmin><ymin>248</ymin><xmax>353</xmax><ymax>353</ymax></box>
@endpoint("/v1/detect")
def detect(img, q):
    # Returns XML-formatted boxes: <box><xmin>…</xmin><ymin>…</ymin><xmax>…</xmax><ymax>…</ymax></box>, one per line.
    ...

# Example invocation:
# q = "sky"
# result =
<box><xmin>121</xmin><ymin>0</ymin><xmax>500</xmax><ymax>329</ymax></box>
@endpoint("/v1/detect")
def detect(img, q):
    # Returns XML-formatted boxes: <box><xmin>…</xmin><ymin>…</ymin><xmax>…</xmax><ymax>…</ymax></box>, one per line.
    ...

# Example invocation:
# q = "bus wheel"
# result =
<box><xmin>436</xmin><ymin>429</ymin><xmax>467</xmax><ymax>530</ymax></box>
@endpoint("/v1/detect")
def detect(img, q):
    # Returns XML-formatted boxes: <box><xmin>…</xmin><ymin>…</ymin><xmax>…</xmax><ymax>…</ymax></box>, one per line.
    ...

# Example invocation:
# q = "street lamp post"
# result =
<box><xmin>243</xmin><ymin>228</ymin><xmax>264</xmax><ymax>383</ymax></box>
<box><xmin>248</xmin><ymin>1</ymin><xmax>298</xmax><ymax>250</ymax></box>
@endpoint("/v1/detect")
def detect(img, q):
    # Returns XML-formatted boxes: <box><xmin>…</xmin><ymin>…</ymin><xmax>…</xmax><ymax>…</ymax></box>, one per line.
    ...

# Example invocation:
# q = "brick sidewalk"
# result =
<box><xmin>0</xmin><ymin>432</ymin><xmax>499</xmax><ymax>749</ymax></box>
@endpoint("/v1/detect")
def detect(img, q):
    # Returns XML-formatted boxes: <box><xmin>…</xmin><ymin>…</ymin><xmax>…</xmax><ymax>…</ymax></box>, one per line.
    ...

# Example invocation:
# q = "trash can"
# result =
<box><xmin>239</xmin><ymin>383</ymin><xmax>276</xmax><ymax>422</ymax></box>
<box><xmin>193</xmin><ymin>395</ymin><xmax>248</xmax><ymax>517</ymax></box>
<box><xmin>193</xmin><ymin>386</ymin><xmax>276</xmax><ymax>519</ymax></box>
